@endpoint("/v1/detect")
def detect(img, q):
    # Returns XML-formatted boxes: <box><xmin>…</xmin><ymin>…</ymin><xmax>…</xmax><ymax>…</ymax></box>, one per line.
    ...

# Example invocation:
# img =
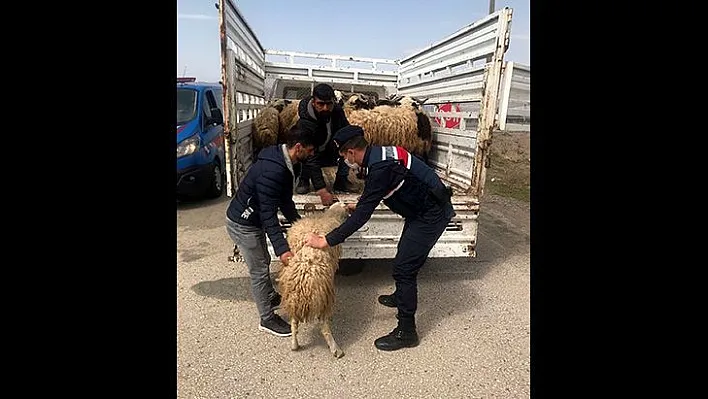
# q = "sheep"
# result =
<box><xmin>346</xmin><ymin>103</ymin><xmax>433</xmax><ymax>160</ymax></box>
<box><xmin>251</xmin><ymin>106</ymin><xmax>280</xmax><ymax>150</ymax></box>
<box><xmin>278</xmin><ymin>100</ymin><xmax>301</xmax><ymax>137</ymax></box>
<box><xmin>276</xmin><ymin>201</ymin><xmax>350</xmax><ymax>358</ymax></box>
<box><xmin>377</xmin><ymin>95</ymin><xmax>433</xmax><ymax>148</ymax></box>
<box><xmin>334</xmin><ymin>91</ymin><xmax>378</xmax><ymax>119</ymax></box>
<box><xmin>347</xmin><ymin>94</ymin><xmax>433</xmax><ymax>162</ymax></box>
<box><xmin>321</xmin><ymin>165</ymin><xmax>365</xmax><ymax>194</ymax></box>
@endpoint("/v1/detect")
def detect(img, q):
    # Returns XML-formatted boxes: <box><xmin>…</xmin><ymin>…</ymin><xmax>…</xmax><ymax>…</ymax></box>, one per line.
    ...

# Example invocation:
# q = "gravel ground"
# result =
<box><xmin>177</xmin><ymin>193</ymin><xmax>530</xmax><ymax>398</ymax></box>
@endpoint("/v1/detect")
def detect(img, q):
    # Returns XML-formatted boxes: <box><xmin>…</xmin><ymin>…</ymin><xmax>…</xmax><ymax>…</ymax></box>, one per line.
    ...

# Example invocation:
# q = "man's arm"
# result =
<box><xmin>324</xmin><ymin>164</ymin><xmax>394</xmax><ymax>246</ymax></box>
<box><xmin>280</xmin><ymin>196</ymin><xmax>300</xmax><ymax>224</ymax></box>
<box><xmin>308</xmin><ymin>151</ymin><xmax>328</xmax><ymax>192</ymax></box>
<box><xmin>336</xmin><ymin>106</ymin><xmax>350</xmax><ymax>127</ymax></box>
<box><xmin>257</xmin><ymin>170</ymin><xmax>291</xmax><ymax>257</ymax></box>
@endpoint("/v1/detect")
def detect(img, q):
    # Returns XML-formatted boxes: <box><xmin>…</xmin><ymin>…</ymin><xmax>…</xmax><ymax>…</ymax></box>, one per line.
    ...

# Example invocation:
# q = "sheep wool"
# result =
<box><xmin>334</xmin><ymin>91</ymin><xmax>378</xmax><ymax>119</ymax></box>
<box><xmin>347</xmin><ymin>105</ymin><xmax>432</xmax><ymax>157</ymax></box>
<box><xmin>321</xmin><ymin>166</ymin><xmax>365</xmax><ymax>194</ymax></box>
<box><xmin>251</xmin><ymin>106</ymin><xmax>281</xmax><ymax>150</ymax></box>
<box><xmin>276</xmin><ymin>202</ymin><xmax>350</xmax><ymax>358</ymax></box>
<box><xmin>278</xmin><ymin>100</ymin><xmax>301</xmax><ymax>138</ymax></box>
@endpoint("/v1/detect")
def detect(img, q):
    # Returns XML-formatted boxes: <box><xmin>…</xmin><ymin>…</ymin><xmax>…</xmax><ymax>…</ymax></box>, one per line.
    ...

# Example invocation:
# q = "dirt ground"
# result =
<box><xmin>177</xmin><ymin>191</ymin><xmax>530</xmax><ymax>398</ymax></box>
<box><xmin>485</xmin><ymin>131</ymin><xmax>531</xmax><ymax>202</ymax></box>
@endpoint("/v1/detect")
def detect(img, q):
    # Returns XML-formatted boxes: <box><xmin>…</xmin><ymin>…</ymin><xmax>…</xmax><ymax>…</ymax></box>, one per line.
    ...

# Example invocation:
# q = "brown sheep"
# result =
<box><xmin>278</xmin><ymin>100</ymin><xmax>301</xmax><ymax>138</ymax></box>
<box><xmin>251</xmin><ymin>106</ymin><xmax>280</xmax><ymax>150</ymax></box>
<box><xmin>347</xmin><ymin>104</ymin><xmax>432</xmax><ymax>158</ymax></box>
<box><xmin>334</xmin><ymin>91</ymin><xmax>378</xmax><ymax>119</ymax></box>
<box><xmin>276</xmin><ymin>201</ymin><xmax>350</xmax><ymax>358</ymax></box>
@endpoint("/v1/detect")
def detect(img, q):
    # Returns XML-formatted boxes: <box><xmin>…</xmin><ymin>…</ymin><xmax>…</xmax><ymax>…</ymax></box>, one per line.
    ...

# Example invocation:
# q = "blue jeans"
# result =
<box><xmin>225</xmin><ymin>217</ymin><xmax>278</xmax><ymax>321</ymax></box>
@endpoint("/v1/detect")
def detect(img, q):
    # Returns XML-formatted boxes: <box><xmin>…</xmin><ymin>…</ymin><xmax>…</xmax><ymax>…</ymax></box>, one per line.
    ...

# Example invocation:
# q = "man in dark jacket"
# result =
<box><xmin>304</xmin><ymin>125</ymin><xmax>455</xmax><ymax>351</ymax></box>
<box><xmin>225</xmin><ymin>124</ymin><xmax>317</xmax><ymax>337</ymax></box>
<box><xmin>295</xmin><ymin>83</ymin><xmax>352</xmax><ymax>204</ymax></box>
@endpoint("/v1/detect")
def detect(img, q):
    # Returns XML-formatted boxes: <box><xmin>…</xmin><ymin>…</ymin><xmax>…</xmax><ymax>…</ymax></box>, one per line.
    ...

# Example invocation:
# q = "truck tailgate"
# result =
<box><xmin>266</xmin><ymin>194</ymin><xmax>480</xmax><ymax>260</ymax></box>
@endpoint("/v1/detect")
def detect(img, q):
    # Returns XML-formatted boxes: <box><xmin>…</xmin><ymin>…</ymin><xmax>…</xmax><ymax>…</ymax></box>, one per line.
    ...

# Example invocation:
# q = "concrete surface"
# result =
<box><xmin>177</xmin><ymin>193</ymin><xmax>530</xmax><ymax>398</ymax></box>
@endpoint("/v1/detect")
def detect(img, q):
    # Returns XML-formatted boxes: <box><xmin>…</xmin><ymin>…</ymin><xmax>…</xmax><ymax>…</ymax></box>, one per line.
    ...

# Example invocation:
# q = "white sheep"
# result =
<box><xmin>347</xmin><ymin>102</ymin><xmax>433</xmax><ymax>161</ymax></box>
<box><xmin>276</xmin><ymin>201</ymin><xmax>350</xmax><ymax>358</ymax></box>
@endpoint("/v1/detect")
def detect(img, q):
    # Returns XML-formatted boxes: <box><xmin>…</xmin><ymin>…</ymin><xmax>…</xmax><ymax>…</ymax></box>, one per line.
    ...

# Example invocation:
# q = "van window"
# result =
<box><xmin>202</xmin><ymin>91</ymin><xmax>213</xmax><ymax>119</ymax></box>
<box><xmin>177</xmin><ymin>88</ymin><xmax>198</xmax><ymax>125</ymax></box>
<box><xmin>213</xmin><ymin>89</ymin><xmax>223</xmax><ymax>111</ymax></box>
<box><xmin>205</xmin><ymin>90</ymin><xmax>218</xmax><ymax>110</ymax></box>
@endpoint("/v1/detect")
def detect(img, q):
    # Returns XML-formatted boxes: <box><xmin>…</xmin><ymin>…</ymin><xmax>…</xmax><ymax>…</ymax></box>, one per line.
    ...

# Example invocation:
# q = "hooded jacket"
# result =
<box><xmin>226</xmin><ymin>144</ymin><xmax>302</xmax><ymax>256</ymax></box>
<box><xmin>297</xmin><ymin>95</ymin><xmax>350</xmax><ymax>190</ymax></box>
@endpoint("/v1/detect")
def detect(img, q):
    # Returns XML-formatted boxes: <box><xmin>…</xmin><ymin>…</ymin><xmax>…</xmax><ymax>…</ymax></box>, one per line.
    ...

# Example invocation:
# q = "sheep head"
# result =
<box><xmin>334</xmin><ymin>90</ymin><xmax>345</xmax><ymax>107</ymax></box>
<box><xmin>399</xmin><ymin>96</ymin><xmax>429</xmax><ymax>110</ymax></box>
<box><xmin>324</xmin><ymin>201</ymin><xmax>349</xmax><ymax>223</ymax></box>
<box><xmin>269</xmin><ymin>98</ymin><xmax>292</xmax><ymax>112</ymax></box>
<box><xmin>376</xmin><ymin>94</ymin><xmax>428</xmax><ymax>110</ymax></box>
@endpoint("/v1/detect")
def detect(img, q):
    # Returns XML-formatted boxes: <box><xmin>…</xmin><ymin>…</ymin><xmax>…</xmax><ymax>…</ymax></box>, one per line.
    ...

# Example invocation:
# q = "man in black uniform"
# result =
<box><xmin>305</xmin><ymin>125</ymin><xmax>456</xmax><ymax>351</ymax></box>
<box><xmin>295</xmin><ymin>83</ymin><xmax>352</xmax><ymax>204</ymax></box>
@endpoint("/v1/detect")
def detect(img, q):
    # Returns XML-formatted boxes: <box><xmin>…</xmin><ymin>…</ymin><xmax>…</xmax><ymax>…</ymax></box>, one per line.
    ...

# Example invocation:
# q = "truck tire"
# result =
<box><xmin>336</xmin><ymin>259</ymin><xmax>364</xmax><ymax>276</ymax></box>
<box><xmin>206</xmin><ymin>161</ymin><xmax>225</xmax><ymax>198</ymax></box>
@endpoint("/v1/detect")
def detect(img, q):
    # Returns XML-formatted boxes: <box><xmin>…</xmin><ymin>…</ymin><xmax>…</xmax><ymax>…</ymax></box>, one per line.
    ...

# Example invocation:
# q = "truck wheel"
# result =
<box><xmin>206</xmin><ymin>161</ymin><xmax>224</xmax><ymax>198</ymax></box>
<box><xmin>336</xmin><ymin>259</ymin><xmax>364</xmax><ymax>276</ymax></box>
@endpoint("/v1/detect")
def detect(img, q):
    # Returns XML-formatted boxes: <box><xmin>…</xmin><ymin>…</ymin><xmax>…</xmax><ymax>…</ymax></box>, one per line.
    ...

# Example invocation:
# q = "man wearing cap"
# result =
<box><xmin>304</xmin><ymin>125</ymin><xmax>456</xmax><ymax>351</ymax></box>
<box><xmin>295</xmin><ymin>83</ymin><xmax>352</xmax><ymax>204</ymax></box>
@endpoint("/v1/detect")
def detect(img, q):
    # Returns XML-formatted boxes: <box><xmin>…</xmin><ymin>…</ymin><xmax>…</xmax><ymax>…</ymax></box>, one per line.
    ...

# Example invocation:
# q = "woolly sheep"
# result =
<box><xmin>250</xmin><ymin>98</ymin><xmax>296</xmax><ymax>151</ymax></box>
<box><xmin>334</xmin><ymin>91</ymin><xmax>378</xmax><ymax>119</ymax></box>
<box><xmin>278</xmin><ymin>100</ymin><xmax>301</xmax><ymax>137</ymax></box>
<box><xmin>347</xmin><ymin>104</ymin><xmax>432</xmax><ymax>158</ymax></box>
<box><xmin>251</xmin><ymin>106</ymin><xmax>280</xmax><ymax>150</ymax></box>
<box><xmin>321</xmin><ymin>166</ymin><xmax>365</xmax><ymax>194</ymax></box>
<box><xmin>377</xmin><ymin>94</ymin><xmax>433</xmax><ymax>157</ymax></box>
<box><xmin>276</xmin><ymin>201</ymin><xmax>350</xmax><ymax>358</ymax></box>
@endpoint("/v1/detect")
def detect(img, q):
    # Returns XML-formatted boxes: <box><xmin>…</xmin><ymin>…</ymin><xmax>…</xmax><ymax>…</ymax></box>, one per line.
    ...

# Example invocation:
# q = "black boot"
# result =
<box><xmin>374</xmin><ymin>317</ymin><xmax>419</xmax><ymax>351</ymax></box>
<box><xmin>377</xmin><ymin>293</ymin><xmax>397</xmax><ymax>308</ymax></box>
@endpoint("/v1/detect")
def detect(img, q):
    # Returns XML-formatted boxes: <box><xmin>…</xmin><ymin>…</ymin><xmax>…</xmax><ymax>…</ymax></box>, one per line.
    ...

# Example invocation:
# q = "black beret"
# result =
<box><xmin>332</xmin><ymin>125</ymin><xmax>364</xmax><ymax>148</ymax></box>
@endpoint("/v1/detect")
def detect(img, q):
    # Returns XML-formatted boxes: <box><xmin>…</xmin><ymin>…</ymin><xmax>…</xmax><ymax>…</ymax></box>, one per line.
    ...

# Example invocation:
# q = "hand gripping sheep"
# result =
<box><xmin>276</xmin><ymin>201</ymin><xmax>350</xmax><ymax>358</ymax></box>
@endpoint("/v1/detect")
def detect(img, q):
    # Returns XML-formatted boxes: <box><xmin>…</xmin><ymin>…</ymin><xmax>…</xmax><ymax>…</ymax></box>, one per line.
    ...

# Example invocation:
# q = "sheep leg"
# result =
<box><xmin>290</xmin><ymin>318</ymin><xmax>299</xmax><ymax>351</ymax></box>
<box><xmin>320</xmin><ymin>319</ymin><xmax>344</xmax><ymax>358</ymax></box>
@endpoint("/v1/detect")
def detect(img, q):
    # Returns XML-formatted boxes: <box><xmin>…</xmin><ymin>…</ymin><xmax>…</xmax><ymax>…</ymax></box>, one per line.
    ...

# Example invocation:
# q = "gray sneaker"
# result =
<box><xmin>259</xmin><ymin>314</ymin><xmax>292</xmax><ymax>337</ymax></box>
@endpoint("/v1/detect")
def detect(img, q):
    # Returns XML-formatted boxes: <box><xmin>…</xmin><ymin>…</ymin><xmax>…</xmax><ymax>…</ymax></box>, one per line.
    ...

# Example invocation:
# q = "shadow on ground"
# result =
<box><xmin>189</xmin><ymin>200</ymin><xmax>529</xmax><ymax>352</ymax></box>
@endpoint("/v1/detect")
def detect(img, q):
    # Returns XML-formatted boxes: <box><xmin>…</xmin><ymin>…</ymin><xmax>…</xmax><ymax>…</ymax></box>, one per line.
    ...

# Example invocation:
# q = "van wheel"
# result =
<box><xmin>206</xmin><ymin>161</ymin><xmax>224</xmax><ymax>198</ymax></box>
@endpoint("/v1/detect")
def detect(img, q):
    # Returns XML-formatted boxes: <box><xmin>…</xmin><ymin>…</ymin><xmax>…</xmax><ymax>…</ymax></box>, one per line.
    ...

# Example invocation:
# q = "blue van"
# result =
<box><xmin>176</xmin><ymin>79</ymin><xmax>226</xmax><ymax>199</ymax></box>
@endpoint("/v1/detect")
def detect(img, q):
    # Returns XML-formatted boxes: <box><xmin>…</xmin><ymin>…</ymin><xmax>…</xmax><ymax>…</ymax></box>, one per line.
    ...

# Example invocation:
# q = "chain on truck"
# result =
<box><xmin>216</xmin><ymin>0</ymin><xmax>514</xmax><ymax>262</ymax></box>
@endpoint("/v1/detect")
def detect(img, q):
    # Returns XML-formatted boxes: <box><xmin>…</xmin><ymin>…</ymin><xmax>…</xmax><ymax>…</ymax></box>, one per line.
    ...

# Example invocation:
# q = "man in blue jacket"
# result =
<box><xmin>226</xmin><ymin>124</ymin><xmax>317</xmax><ymax>337</ymax></box>
<box><xmin>305</xmin><ymin>125</ymin><xmax>455</xmax><ymax>351</ymax></box>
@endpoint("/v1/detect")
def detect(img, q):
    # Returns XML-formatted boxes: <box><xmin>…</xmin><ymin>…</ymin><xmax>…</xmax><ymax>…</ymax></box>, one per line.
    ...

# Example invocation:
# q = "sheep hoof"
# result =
<box><xmin>290</xmin><ymin>343</ymin><xmax>300</xmax><ymax>351</ymax></box>
<box><xmin>332</xmin><ymin>348</ymin><xmax>345</xmax><ymax>358</ymax></box>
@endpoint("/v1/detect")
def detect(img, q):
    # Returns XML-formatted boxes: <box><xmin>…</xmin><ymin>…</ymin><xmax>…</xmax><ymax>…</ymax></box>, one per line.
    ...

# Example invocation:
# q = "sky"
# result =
<box><xmin>177</xmin><ymin>0</ymin><xmax>530</xmax><ymax>82</ymax></box>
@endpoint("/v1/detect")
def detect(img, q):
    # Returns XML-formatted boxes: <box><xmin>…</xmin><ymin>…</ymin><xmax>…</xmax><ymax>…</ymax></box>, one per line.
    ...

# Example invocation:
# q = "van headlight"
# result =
<box><xmin>177</xmin><ymin>136</ymin><xmax>200</xmax><ymax>158</ymax></box>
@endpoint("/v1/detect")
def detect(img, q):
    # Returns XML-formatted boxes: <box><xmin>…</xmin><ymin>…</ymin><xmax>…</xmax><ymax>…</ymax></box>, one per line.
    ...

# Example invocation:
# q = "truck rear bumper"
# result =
<box><xmin>266</xmin><ymin>194</ymin><xmax>480</xmax><ymax>259</ymax></box>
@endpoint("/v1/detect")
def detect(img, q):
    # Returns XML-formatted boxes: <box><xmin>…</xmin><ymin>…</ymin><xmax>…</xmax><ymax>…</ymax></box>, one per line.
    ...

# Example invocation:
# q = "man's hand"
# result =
<box><xmin>316</xmin><ymin>188</ymin><xmax>336</xmax><ymax>206</ymax></box>
<box><xmin>345</xmin><ymin>203</ymin><xmax>357</xmax><ymax>213</ymax></box>
<box><xmin>279</xmin><ymin>251</ymin><xmax>294</xmax><ymax>266</ymax></box>
<box><xmin>305</xmin><ymin>233</ymin><xmax>329</xmax><ymax>249</ymax></box>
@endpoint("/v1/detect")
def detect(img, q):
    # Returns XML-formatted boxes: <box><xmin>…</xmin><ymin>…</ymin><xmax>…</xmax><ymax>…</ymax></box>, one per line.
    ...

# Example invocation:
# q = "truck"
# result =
<box><xmin>216</xmin><ymin>0</ymin><xmax>514</xmax><ymax>260</ymax></box>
